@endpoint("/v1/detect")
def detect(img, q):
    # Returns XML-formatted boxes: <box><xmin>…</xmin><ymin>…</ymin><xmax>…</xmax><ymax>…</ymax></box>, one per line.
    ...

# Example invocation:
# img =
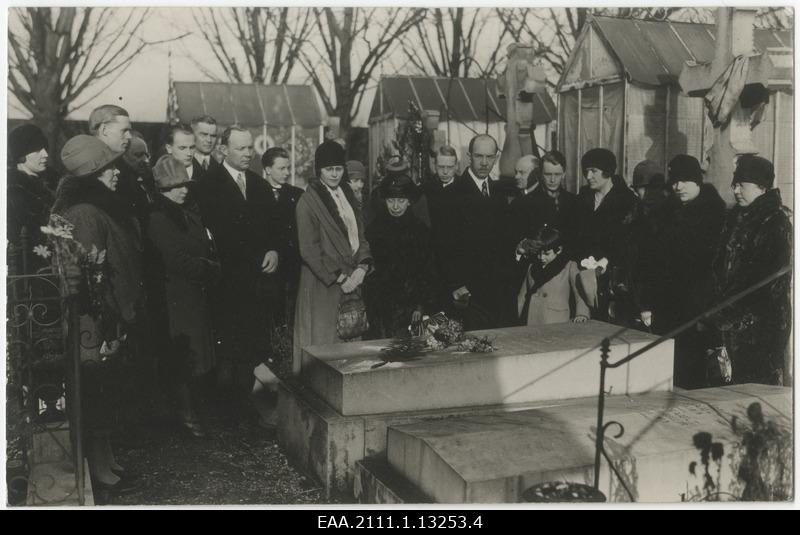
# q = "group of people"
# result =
<box><xmin>6</xmin><ymin>105</ymin><xmax>792</xmax><ymax>496</ymax></box>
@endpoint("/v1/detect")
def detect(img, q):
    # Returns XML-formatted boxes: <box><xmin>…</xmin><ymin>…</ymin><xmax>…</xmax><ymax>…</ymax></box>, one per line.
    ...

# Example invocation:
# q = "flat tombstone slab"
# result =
<box><xmin>301</xmin><ymin>320</ymin><xmax>673</xmax><ymax>416</ymax></box>
<box><xmin>385</xmin><ymin>384</ymin><xmax>792</xmax><ymax>503</ymax></box>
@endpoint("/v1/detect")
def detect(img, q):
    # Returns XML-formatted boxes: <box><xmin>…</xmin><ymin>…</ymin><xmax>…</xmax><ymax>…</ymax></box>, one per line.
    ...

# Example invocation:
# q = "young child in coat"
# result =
<box><xmin>517</xmin><ymin>226</ymin><xmax>590</xmax><ymax>326</ymax></box>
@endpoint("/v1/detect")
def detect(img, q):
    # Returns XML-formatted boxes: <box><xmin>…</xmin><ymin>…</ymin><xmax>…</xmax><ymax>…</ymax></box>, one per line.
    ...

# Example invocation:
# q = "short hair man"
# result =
<box><xmin>440</xmin><ymin>134</ymin><xmax>516</xmax><ymax>329</ymax></box>
<box><xmin>123</xmin><ymin>136</ymin><xmax>151</xmax><ymax>178</ymax></box>
<box><xmin>165</xmin><ymin>124</ymin><xmax>197</xmax><ymax>178</ymax></box>
<box><xmin>514</xmin><ymin>154</ymin><xmax>539</xmax><ymax>195</ymax></box>
<box><xmin>191</xmin><ymin>115</ymin><xmax>219</xmax><ymax>173</ymax></box>
<box><xmin>89</xmin><ymin>105</ymin><xmax>132</xmax><ymax>153</ymax></box>
<box><xmin>434</xmin><ymin>145</ymin><xmax>458</xmax><ymax>188</ymax></box>
<box><xmin>194</xmin><ymin>125</ymin><xmax>280</xmax><ymax>400</ymax></box>
<box><xmin>90</xmin><ymin>105</ymin><xmax>153</xmax><ymax>217</ymax></box>
<box><xmin>261</xmin><ymin>146</ymin><xmax>305</xmax><ymax>329</ymax></box>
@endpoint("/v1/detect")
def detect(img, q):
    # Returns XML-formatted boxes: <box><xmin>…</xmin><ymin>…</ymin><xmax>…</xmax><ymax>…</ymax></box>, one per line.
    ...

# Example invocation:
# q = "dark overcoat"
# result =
<box><xmin>194</xmin><ymin>162</ymin><xmax>278</xmax><ymax>369</ymax></box>
<box><xmin>711</xmin><ymin>189</ymin><xmax>792</xmax><ymax>385</ymax></box>
<box><xmin>438</xmin><ymin>171</ymin><xmax>516</xmax><ymax>328</ymax></box>
<box><xmin>53</xmin><ymin>175</ymin><xmax>145</xmax><ymax>360</ymax></box>
<box><xmin>365</xmin><ymin>210</ymin><xmax>436</xmax><ymax>339</ymax></box>
<box><xmin>147</xmin><ymin>196</ymin><xmax>221</xmax><ymax>378</ymax></box>
<box><xmin>6</xmin><ymin>168</ymin><xmax>55</xmax><ymax>273</ymax></box>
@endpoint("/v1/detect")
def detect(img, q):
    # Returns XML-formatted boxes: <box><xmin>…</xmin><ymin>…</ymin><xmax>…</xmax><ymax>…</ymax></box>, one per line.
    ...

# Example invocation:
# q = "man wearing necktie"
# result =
<box><xmin>194</xmin><ymin>125</ymin><xmax>279</xmax><ymax>412</ymax></box>
<box><xmin>260</xmin><ymin>147</ymin><xmax>304</xmax><ymax>335</ymax></box>
<box><xmin>439</xmin><ymin>134</ymin><xmax>517</xmax><ymax>329</ymax></box>
<box><xmin>190</xmin><ymin>115</ymin><xmax>220</xmax><ymax>181</ymax></box>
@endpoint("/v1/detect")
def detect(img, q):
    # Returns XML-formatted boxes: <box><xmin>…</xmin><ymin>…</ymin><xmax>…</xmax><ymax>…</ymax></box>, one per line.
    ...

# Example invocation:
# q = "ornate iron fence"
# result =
<box><xmin>6</xmin><ymin>237</ymin><xmax>85</xmax><ymax>506</ymax></box>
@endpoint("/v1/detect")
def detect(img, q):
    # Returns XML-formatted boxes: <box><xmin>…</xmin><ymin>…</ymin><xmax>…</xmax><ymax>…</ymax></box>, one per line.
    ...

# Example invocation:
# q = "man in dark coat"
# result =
<box><xmin>194</xmin><ymin>125</ymin><xmax>280</xmax><ymax>399</ymax></box>
<box><xmin>574</xmin><ymin>148</ymin><xmax>639</xmax><ymax>324</ymax></box>
<box><xmin>6</xmin><ymin>123</ymin><xmax>55</xmax><ymax>274</ymax></box>
<box><xmin>190</xmin><ymin>116</ymin><xmax>222</xmax><ymax>182</ymax></box>
<box><xmin>260</xmin><ymin>146</ymin><xmax>304</xmax><ymax>330</ymax></box>
<box><xmin>638</xmin><ymin>155</ymin><xmax>726</xmax><ymax>388</ymax></box>
<box><xmin>421</xmin><ymin>145</ymin><xmax>460</xmax><ymax>313</ymax></box>
<box><xmin>440</xmin><ymin>134</ymin><xmax>515</xmax><ymax>329</ymax></box>
<box><xmin>711</xmin><ymin>155</ymin><xmax>792</xmax><ymax>386</ymax></box>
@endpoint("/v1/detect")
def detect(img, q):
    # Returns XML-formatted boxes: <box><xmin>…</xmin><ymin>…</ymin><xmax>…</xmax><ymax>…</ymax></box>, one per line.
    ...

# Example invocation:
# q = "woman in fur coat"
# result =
<box><xmin>711</xmin><ymin>155</ymin><xmax>792</xmax><ymax>386</ymax></box>
<box><xmin>365</xmin><ymin>173</ymin><xmax>435</xmax><ymax>339</ymax></box>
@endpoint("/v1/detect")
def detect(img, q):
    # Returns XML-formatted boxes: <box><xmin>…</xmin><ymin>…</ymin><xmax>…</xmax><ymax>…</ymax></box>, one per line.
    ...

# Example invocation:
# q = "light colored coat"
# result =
<box><xmin>292</xmin><ymin>181</ymin><xmax>371</xmax><ymax>374</ymax></box>
<box><xmin>518</xmin><ymin>260</ymin><xmax>589</xmax><ymax>326</ymax></box>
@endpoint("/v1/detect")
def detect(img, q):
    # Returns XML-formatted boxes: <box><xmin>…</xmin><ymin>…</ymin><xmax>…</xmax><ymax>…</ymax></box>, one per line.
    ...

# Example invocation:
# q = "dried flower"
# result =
<box><xmin>33</xmin><ymin>244</ymin><xmax>52</xmax><ymax>259</ymax></box>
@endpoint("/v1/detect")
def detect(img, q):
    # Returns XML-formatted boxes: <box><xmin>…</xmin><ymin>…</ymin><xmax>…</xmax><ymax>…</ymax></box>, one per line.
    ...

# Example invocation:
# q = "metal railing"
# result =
<box><xmin>592</xmin><ymin>264</ymin><xmax>792</xmax><ymax>501</ymax></box>
<box><xmin>6</xmin><ymin>234</ymin><xmax>85</xmax><ymax>506</ymax></box>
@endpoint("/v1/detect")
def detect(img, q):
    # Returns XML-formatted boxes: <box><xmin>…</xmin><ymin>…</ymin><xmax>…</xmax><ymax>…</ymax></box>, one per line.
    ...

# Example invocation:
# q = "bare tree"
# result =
<box><xmin>189</xmin><ymin>7</ymin><xmax>312</xmax><ymax>84</ymax></box>
<box><xmin>8</xmin><ymin>7</ymin><xmax>178</xmax><ymax>154</ymax></box>
<box><xmin>295</xmin><ymin>7</ymin><xmax>426</xmax><ymax>148</ymax></box>
<box><xmin>399</xmin><ymin>8</ymin><xmax>511</xmax><ymax>79</ymax></box>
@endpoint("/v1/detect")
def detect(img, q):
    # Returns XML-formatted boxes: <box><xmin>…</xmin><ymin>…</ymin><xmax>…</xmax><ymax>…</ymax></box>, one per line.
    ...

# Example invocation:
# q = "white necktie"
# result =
<box><xmin>236</xmin><ymin>172</ymin><xmax>247</xmax><ymax>199</ymax></box>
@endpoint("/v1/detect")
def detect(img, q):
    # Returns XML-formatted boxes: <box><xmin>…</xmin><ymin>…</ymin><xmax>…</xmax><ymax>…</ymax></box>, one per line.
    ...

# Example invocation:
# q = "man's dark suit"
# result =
<box><xmin>194</xmin><ymin>162</ymin><xmax>278</xmax><ymax>393</ymax></box>
<box><xmin>440</xmin><ymin>171</ymin><xmax>516</xmax><ymax>329</ymax></box>
<box><xmin>190</xmin><ymin>154</ymin><xmax>221</xmax><ymax>184</ymax></box>
<box><xmin>260</xmin><ymin>182</ymin><xmax>304</xmax><ymax>328</ymax></box>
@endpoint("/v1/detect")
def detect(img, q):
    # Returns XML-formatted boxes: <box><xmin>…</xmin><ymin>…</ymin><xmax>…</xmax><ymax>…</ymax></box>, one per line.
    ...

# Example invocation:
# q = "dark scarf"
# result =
<box><xmin>520</xmin><ymin>252</ymin><xmax>570</xmax><ymax>321</ymax></box>
<box><xmin>309</xmin><ymin>179</ymin><xmax>360</xmax><ymax>239</ymax></box>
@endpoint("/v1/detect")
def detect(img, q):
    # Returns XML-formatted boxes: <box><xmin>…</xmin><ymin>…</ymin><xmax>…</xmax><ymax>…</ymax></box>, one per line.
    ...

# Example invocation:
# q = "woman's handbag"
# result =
<box><xmin>337</xmin><ymin>288</ymin><xmax>369</xmax><ymax>341</ymax></box>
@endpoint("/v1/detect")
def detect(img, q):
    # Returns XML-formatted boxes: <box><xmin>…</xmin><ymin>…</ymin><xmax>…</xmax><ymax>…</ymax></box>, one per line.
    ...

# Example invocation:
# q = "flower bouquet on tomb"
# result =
<box><xmin>374</xmin><ymin>312</ymin><xmax>496</xmax><ymax>369</ymax></box>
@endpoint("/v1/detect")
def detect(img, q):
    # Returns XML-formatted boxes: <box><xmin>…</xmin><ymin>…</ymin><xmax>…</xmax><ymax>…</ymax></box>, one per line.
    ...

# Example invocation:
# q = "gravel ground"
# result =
<box><xmin>104</xmin><ymin>394</ymin><xmax>348</xmax><ymax>507</ymax></box>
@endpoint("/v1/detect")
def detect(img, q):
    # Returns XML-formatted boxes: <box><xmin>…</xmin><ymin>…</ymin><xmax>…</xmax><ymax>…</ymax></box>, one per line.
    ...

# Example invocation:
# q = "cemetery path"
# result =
<box><xmin>104</xmin><ymin>392</ymin><xmax>341</xmax><ymax>506</ymax></box>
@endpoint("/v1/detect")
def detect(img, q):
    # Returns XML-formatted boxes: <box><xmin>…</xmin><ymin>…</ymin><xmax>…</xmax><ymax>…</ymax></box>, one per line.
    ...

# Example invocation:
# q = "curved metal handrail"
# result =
<box><xmin>592</xmin><ymin>264</ymin><xmax>792</xmax><ymax>500</ymax></box>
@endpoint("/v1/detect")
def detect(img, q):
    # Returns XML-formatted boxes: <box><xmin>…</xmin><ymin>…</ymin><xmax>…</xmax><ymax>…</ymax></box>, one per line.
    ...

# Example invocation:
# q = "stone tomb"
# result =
<box><xmin>383</xmin><ymin>384</ymin><xmax>791</xmax><ymax>503</ymax></box>
<box><xmin>278</xmin><ymin>320</ymin><xmax>673</xmax><ymax>496</ymax></box>
<box><xmin>300</xmin><ymin>321</ymin><xmax>673</xmax><ymax>416</ymax></box>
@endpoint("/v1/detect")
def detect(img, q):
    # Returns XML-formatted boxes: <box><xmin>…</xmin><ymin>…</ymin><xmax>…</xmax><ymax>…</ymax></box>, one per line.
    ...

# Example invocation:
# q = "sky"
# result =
<box><xmin>5</xmin><ymin>2</ymin><xmax>790</xmax><ymax>127</ymax></box>
<box><xmin>6</xmin><ymin>5</ymin><xmax>514</xmax><ymax>127</ymax></box>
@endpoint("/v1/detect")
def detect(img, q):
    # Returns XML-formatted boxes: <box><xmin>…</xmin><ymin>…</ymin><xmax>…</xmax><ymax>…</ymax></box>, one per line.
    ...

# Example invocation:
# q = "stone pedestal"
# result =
<box><xmin>302</xmin><ymin>321</ymin><xmax>673</xmax><ymax>416</ymax></box>
<box><xmin>279</xmin><ymin>320</ymin><xmax>675</xmax><ymax>497</ymax></box>
<box><xmin>385</xmin><ymin>384</ymin><xmax>791</xmax><ymax>503</ymax></box>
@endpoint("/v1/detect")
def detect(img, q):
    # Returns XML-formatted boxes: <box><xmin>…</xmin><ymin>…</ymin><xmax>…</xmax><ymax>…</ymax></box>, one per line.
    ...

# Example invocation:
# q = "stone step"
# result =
<box><xmin>385</xmin><ymin>384</ymin><xmax>791</xmax><ymax>503</ymax></box>
<box><xmin>301</xmin><ymin>320</ymin><xmax>673</xmax><ymax>416</ymax></box>
<box><xmin>353</xmin><ymin>458</ymin><xmax>432</xmax><ymax>504</ymax></box>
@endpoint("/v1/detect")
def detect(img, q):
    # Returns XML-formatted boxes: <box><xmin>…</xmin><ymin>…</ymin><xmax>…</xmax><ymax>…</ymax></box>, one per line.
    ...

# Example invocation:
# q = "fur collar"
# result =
<box><xmin>152</xmin><ymin>193</ymin><xmax>189</xmax><ymax>231</ymax></box>
<box><xmin>309</xmin><ymin>179</ymin><xmax>360</xmax><ymax>238</ymax></box>
<box><xmin>53</xmin><ymin>175</ymin><xmax>137</xmax><ymax>231</ymax></box>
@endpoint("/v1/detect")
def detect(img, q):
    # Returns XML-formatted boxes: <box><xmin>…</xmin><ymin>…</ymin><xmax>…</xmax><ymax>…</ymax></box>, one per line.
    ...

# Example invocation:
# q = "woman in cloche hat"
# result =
<box><xmin>147</xmin><ymin>155</ymin><xmax>221</xmax><ymax>439</ymax></box>
<box><xmin>52</xmin><ymin>134</ymin><xmax>145</xmax><ymax>497</ymax></box>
